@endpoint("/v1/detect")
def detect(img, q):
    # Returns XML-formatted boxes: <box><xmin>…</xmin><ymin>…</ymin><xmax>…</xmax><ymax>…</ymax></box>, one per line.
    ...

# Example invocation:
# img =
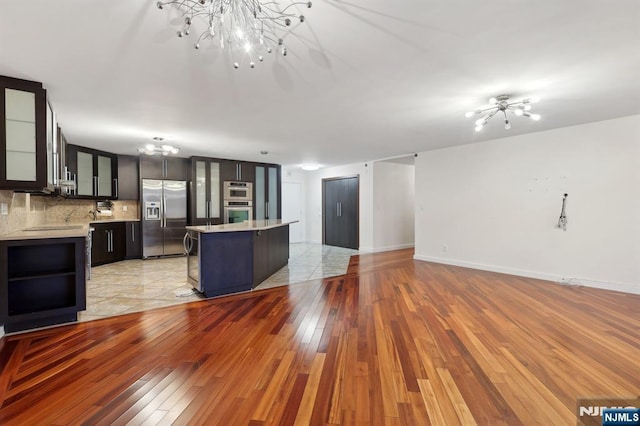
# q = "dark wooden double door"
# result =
<box><xmin>323</xmin><ymin>176</ymin><xmax>359</xmax><ymax>250</ymax></box>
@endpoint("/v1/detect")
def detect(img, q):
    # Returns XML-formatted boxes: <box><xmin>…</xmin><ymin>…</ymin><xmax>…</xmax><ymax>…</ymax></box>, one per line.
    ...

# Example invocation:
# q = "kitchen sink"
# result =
<box><xmin>23</xmin><ymin>225</ymin><xmax>85</xmax><ymax>231</ymax></box>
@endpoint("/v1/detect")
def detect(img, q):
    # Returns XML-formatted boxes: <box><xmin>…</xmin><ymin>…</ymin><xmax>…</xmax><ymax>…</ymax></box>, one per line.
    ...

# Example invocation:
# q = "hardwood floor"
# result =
<box><xmin>1</xmin><ymin>248</ymin><xmax>638</xmax><ymax>425</ymax></box>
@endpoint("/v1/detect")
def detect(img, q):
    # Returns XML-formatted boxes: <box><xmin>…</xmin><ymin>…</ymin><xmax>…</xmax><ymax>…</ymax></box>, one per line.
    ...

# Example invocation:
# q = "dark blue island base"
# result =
<box><xmin>193</xmin><ymin>224</ymin><xmax>290</xmax><ymax>298</ymax></box>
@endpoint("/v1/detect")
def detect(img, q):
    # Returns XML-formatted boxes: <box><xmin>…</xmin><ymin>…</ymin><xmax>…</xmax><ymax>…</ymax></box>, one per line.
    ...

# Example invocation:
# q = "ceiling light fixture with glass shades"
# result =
<box><xmin>155</xmin><ymin>0</ymin><xmax>312</xmax><ymax>69</ymax></box>
<box><xmin>466</xmin><ymin>95</ymin><xmax>541</xmax><ymax>131</ymax></box>
<box><xmin>138</xmin><ymin>137</ymin><xmax>180</xmax><ymax>156</ymax></box>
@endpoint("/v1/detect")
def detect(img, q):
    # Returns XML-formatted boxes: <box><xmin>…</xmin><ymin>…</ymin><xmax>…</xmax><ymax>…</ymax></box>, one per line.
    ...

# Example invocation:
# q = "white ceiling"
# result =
<box><xmin>1</xmin><ymin>1</ymin><xmax>639</xmax><ymax>168</ymax></box>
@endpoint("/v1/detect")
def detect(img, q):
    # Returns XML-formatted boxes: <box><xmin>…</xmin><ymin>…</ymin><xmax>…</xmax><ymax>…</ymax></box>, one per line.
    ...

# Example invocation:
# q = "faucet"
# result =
<box><xmin>89</xmin><ymin>210</ymin><xmax>97</xmax><ymax>220</ymax></box>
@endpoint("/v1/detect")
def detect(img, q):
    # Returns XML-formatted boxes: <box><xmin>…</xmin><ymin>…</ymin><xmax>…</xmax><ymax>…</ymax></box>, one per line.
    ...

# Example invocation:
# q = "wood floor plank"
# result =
<box><xmin>0</xmin><ymin>249</ymin><xmax>638</xmax><ymax>424</ymax></box>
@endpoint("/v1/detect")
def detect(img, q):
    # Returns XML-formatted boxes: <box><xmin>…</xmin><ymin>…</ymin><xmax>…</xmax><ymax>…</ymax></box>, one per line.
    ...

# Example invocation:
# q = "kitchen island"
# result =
<box><xmin>185</xmin><ymin>220</ymin><xmax>296</xmax><ymax>298</ymax></box>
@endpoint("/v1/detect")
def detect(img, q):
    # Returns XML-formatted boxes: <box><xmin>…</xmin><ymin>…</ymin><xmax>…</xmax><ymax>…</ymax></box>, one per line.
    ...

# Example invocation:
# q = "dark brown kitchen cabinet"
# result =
<box><xmin>117</xmin><ymin>154</ymin><xmax>139</xmax><ymax>200</ymax></box>
<box><xmin>220</xmin><ymin>160</ymin><xmax>255</xmax><ymax>183</ymax></box>
<box><xmin>125</xmin><ymin>221</ymin><xmax>141</xmax><ymax>259</ymax></box>
<box><xmin>254</xmin><ymin>164</ymin><xmax>281</xmax><ymax>220</ymax></box>
<box><xmin>91</xmin><ymin>221</ymin><xmax>126</xmax><ymax>266</ymax></box>
<box><xmin>252</xmin><ymin>225</ymin><xmax>289</xmax><ymax>287</ymax></box>
<box><xmin>0</xmin><ymin>236</ymin><xmax>86</xmax><ymax>333</ymax></box>
<box><xmin>0</xmin><ymin>76</ymin><xmax>50</xmax><ymax>191</ymax></box>
<box><xmin>67</xmin><ymin>144</ymin><xmax>118</xmax><ymax>199</ymax></box>
<box><xmin>190</xmin><ymin>157</ymin><xmax>222</xmax><ymax>226</ymax></box>
<box><xmin>140</xmin><ymin>156</ymin><xmax>188</xmax><ymax>181</ymax></box>
<box><xmin>323</xmin><ymin>175</ymin><xmax>359</xmax><ymax>250</ymax></box>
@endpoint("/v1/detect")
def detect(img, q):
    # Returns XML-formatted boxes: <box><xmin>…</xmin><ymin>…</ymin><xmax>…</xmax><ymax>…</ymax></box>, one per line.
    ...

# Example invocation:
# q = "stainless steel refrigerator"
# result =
<box><xmin>142</xmin><ymin>179</ymin><xmax>187</xmax><ymax>258</ymax></box>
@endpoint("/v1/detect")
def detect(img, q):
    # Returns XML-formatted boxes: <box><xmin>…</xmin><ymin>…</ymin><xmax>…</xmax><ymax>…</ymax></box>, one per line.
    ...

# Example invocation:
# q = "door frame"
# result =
<box><xmin>282</xmin><ymin>181</ymin><xmax>302</xmax><ymax>243</ymax></box>
<box><xmin>322</xmin><ymin>175</ymin><xmax>359</xmax><ymax>248</ymax></box>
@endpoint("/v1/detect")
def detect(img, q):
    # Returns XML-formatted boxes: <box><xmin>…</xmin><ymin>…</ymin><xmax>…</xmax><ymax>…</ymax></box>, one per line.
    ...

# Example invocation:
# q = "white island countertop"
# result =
<box><xmin>186</xmin><ymin>220</ymin><xmax>298</xmax><ymax>234</ymax></box>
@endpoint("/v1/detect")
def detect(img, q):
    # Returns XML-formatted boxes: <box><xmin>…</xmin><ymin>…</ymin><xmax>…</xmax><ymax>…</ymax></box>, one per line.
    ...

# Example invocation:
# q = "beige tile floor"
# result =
<box><xmin>78</xmin><ymin>243</ymin><xmax>357</xmax><ymax>323</ymax></box>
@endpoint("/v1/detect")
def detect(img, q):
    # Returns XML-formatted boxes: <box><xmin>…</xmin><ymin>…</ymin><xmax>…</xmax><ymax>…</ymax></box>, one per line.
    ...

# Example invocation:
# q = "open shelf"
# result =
<box><xmin>7</xmin><ymin>243</ymin><xmax>76</xmax><ymax>278</ymax></box>
<box><xmin>1</xmin><ymin>236</ymin><xmax>86</xmax><ymax>332</ymax></box>
<box><xmin>8</xmin><ymin>275</ymin><xmax>76</xmax><ymax>316</ymax></box>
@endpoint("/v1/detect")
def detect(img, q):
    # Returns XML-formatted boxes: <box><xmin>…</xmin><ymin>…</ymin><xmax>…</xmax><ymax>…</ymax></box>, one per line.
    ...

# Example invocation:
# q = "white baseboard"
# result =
<box><xmin>413</xmin><ymin>255</ymin><xmax>640</xmax><ymax>295</ymax></box>
<box><xmin>360</xmin><ymin>243</ymin><xmax>414</xmax><ymax>254</ymax></box>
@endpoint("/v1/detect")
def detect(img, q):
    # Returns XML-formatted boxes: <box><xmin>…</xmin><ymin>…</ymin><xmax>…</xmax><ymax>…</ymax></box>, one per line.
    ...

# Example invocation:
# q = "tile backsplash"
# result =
<box><xmin>0</xmin><ymin>191</ymin><xmax>45</xmax><ymax>235</ymax></box>
<box><xmin>0</xmin><ymin>190</ymin><xmax>139</xmax><ymax>236</ymax></box>
<box><xmin>43</xmin><ymin>198</ymin><xmax>139</xmax><ymax>223</ymax></box>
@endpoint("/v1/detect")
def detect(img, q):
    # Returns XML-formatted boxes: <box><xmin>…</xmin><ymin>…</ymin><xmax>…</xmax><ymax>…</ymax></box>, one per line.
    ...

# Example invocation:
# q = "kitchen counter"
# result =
<box><xmin>0</xmin><ymin>224</ymin><xmax>91</xmax><ymax>241</ymax></box>
<box><xmin>0</xmin><ymin>219</ymin><xmax>140</xmax><ymax>241</ymax></box>
<box><xmin>90</xmin><ymin>218</ymin><xmax>140</xmax><ymax>223</ymax></box>
<box><xmin>186</xmin><ymin>220</ymin><xmax>295</xmax><ymax>297</ymax></box>
<box><xmin>186</xmin><ymin>219</ymin><xmax>297</xmax><ymax>234</ymax></box>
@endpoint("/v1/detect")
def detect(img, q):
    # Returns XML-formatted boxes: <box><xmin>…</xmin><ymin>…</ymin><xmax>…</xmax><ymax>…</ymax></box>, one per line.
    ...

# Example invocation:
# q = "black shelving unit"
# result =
<box><xmin>0</xmin><ymin>237</ymin><xmax>86</xmax><ymax>333</ymax></box>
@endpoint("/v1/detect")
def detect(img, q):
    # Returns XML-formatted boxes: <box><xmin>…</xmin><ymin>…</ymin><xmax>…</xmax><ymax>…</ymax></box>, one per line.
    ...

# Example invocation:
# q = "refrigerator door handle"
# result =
<box><xmin>162</xmin><ymin>196</ymin><xmax>167</xmax><ymax>228</ymax></box>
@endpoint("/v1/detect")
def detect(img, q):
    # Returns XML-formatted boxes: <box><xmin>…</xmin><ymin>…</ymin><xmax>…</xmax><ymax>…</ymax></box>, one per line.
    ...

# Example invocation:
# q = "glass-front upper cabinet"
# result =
<box><xmin>0</xmin><ymin>76</ymin><xmax>49</xmax><ymax>191</ymax></box>
<box><xmin>255</xmin><ymin>164</ymin><xmax>280</xmax><ymax>220</ymax></box>
<box><xmin>46</xmin><ymin>100</ymin><xmax>56</xmax><ymax>190</ymax></box>
<box><xmin>190</xmin><ymin>157</ymin><xmax>221</xmax><ymax>225</ymax></box>
<box><xmin>66</xmin><ymin>144</ymin><xmax>118</xmax><ymax>199</ymax></box>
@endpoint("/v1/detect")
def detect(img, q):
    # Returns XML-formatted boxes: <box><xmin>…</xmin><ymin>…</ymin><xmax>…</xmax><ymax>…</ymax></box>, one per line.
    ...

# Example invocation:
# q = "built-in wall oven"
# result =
<box><xmin>224</xmin><ymin>181</ymin><xmax>252</xmax><ymax>201</ymax></box>
<box><xmin>223</xmin><ymin>181</ymin><xmax>253</xmax><ymax>223</ymax></box>
<box><xmin>224</xmin><ymin>201</ymin><xmax>253</xmax><ymax>223</ymax></box>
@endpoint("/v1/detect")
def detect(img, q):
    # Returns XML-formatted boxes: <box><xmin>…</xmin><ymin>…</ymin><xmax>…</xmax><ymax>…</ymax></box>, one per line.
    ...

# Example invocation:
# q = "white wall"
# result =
<box><xmin>282</xmin><ymin>167</ymin><xmax>307</xmax><ymax>242</ymax></box>
<box><xmin>414</xmin><ymin>115</ymin><xmax>640</xmax><ymax>294</ymax></box>
<box><xmin>373</xmin><ymin>161</ymin><xmax>415</xmax><ymax>251</ymax></box>
<box><xmin>304</xmin><ymin>161</ymin><xmax>415</xmax><ymax>252</ymax></box>
<box><xmin>304</xmin><ymin>162</ymin><xmax>374</xmax><ymax>251</ymax></box>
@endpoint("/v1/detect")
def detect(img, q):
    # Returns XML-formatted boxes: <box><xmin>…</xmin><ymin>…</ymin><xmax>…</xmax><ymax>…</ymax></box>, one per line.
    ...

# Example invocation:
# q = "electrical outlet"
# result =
<box><xmin>442</xmin><ymin>245</ymin><xmax>447</xmax><ymax>252</ymax></box>
<box><xmin>123</xmin><ymin>205</ymin><xmax>128</xmax><ymax>212</ymax></box>
<box><xmin>0</xmin><ymin>203</ymin><xmax>8</xmax><ymax>216</ymax></box>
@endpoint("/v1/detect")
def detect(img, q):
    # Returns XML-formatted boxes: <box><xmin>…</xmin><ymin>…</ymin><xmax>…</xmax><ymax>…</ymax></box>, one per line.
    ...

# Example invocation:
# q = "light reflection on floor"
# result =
<box><xmin>78</xmin><ymin>243</ymin><xmax>357</xmax><ymax>323</ymax></box>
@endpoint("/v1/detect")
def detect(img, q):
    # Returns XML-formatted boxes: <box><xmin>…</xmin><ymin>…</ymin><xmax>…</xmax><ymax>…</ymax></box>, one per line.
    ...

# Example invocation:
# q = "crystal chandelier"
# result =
<box><xmin>156</xmin><ymin>0</ymin><xmax>312</xmax><ymax>69</ymax></box>
<box><xmin>465</xmin><ymin>95</ymin><xmax>541</xmax><ymax>131</ymax></box>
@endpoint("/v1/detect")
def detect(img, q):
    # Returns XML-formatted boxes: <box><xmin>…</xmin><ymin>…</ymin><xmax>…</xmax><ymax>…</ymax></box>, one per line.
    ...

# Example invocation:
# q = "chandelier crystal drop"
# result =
<box><xmin>156</xmin><ymin>0</ymin><xmax>312</xmax><ymax>69</ymax></box>
<box><xmin>466</xmin><ymin>95</ymin><xmax>541</xmax><ymax>132</ymax></box>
